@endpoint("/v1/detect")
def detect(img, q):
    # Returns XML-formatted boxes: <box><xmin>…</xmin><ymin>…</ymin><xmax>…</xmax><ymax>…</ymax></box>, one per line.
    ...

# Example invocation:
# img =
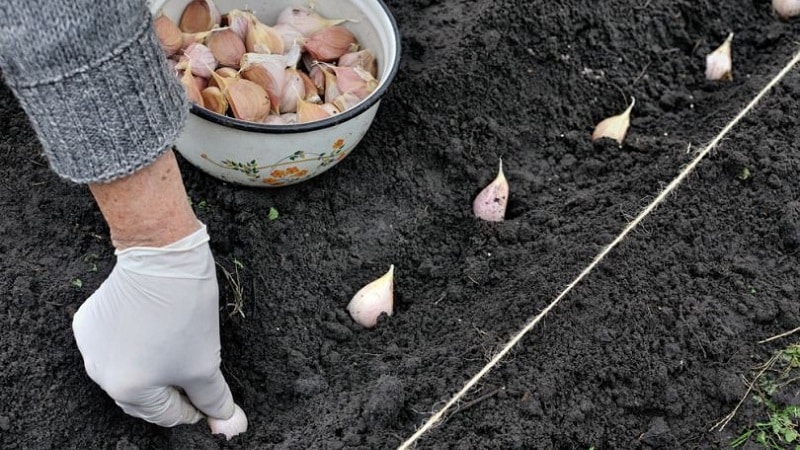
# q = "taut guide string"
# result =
<box><xmin>398</xmin><ymin>48</ymin><xmax>800</xmax><ymax>450</ymax></box>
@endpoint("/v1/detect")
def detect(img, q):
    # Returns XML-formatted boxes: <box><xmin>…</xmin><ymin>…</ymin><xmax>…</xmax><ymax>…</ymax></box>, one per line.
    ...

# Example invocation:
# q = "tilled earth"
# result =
<box><xmin>1</xmin><ymin>0</ymin><xmax>799</xmax><ymax>449</ymax></box>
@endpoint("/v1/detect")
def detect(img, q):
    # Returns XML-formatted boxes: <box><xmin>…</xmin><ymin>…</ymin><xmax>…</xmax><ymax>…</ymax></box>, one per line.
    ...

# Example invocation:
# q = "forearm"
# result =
<box><xmin>89</xmin><ymin>149</ymin><xmax>200</xmax><ymax>250</ymax></box>
<box><xmin>0</xmin><ymin>0</ymin><xmax>187</xmax><ymax>184</ymax></box>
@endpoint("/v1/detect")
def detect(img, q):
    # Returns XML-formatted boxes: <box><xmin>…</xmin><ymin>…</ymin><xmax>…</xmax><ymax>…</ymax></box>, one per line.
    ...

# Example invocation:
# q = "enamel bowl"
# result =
<box><xmin>148</xmin><ymin>0</ymin><xmax>400</xmax><ymax>187</ymax></box>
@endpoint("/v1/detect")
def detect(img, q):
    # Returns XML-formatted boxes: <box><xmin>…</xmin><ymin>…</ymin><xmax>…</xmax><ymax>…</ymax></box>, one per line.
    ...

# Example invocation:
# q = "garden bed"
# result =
<box><xmin>1</xmin><ymin>0</ymin><xmax>799</xmax><ymax>448</ymax></box>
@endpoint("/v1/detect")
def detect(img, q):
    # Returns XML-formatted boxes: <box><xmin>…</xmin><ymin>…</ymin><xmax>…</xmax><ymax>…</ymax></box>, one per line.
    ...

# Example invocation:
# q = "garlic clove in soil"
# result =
<box><xmin>208</xmin><ymin>403</ymin><xmax>248</xmax><ymax>440</ymax></box>
<box><xmin>179</xmin><ymin>0</ymin><xmax>221</xmax><ymax>33</ymax></box>
<box><xmin>773</xmin><ymin>0</ymin><xmax>800</xmax><ymax>19</ymax></box>
<box><xmin>705</xmin><ymin>33</ymin><xmax>734</xmax><ymax>81</ymax></box>
<box><xmin>473</xmin><ymin>159</ymin><xmax>509</xmax><ymax>222</ymax></box>
<box><xmin>591</xmin><ymin>97</ymin><xmax>635</xmax><ymax>146</ymax></box>
<box><xmin>347</xmin><ymin>265</ymin><xmax>394</xmax><ymax>328</ymax></box>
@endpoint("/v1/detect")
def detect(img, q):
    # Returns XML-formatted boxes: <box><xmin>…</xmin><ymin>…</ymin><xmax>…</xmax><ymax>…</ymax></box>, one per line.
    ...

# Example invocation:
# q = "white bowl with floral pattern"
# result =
<box><xmin>149</xmin><ymin>0</ymin><xmax>401</xmax><ymax>187</ymax></box>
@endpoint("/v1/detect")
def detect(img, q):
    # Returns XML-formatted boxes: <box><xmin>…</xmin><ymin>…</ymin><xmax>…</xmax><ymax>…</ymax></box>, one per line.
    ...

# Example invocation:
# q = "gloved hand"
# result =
<box><xmin>71</xmin><ymin>224</ymin><xmax>247</xmax><ymax>438</ymax></box>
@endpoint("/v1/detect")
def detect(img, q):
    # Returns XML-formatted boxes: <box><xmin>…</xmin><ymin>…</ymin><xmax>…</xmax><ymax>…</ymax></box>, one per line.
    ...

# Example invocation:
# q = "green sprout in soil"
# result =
<box><xmin>70</xmin><ymin>278</ymin><xmax>83</xmax><ymax>288</ymax></box>
<box><xmin>268</xmin><ymin>207</ymin><xmax>279</xmax><ymax>221</ymax></box>
<box><xmin>739</xmin><ymin>167</ymin><xmax>752</xmax><ymax>181</ymax></box>
<box><xmin>217</xmin><ymin>258</ymin><xmax>245</xmax><ymax>318</ymax></box>
<box><xmin>726</xmin><ymin>344</ymin><xmax>800</xmax><ymax>449</ymax></box>
<box><xmin>187</xmin><ymin>196</ymin><xmax>208</xmax><ymax>211</ymax></box>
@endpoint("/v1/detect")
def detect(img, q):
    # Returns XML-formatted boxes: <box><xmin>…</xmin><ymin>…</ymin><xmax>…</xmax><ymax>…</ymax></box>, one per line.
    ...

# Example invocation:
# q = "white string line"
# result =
<box><xmin>398</xmin><ymin>48</ymin><xmax>800</xmax><ymax>450</ymax></box>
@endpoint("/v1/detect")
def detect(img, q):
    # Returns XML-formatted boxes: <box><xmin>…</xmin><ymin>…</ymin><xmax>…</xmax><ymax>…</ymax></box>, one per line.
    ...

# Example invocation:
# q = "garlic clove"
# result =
<box><xmin>332</xmin><ymin>92</ymin><xmax>361</xmax><ymax>112</ymax></box>
<box><xmin>347</xmin><ymin>265</ymin><xmax>394</xmax><ymax>328</ymax></box>
<box><xmin>705</xmin><ymin>33</ymin><xmax>734</xmax><ymax>81</ymax></box>
<box><xmin>303</xmin><ymin>26</ymin><xmax>357</xmax><ymax>62</ymax></box>
<box><xmin>321</xmin><ymin>103</ymin><xmax>341</xmax><ymax>116</ymax></box>
<box><xmin>773</xmin><ymin>0</ymin><xmax>800</xmax><ymax>18</ymax></box>
<box><xmin>338</xmin><ymin>49</ymin><xmax>378</xmax><ymax>78</ymax></box>
<box><xmin>201</xmin><ymin>86</ymin><xmax>228</xmax><ymax>114</ymax></box>
<box><xmin>591</xmin><ymin>97</ymin><xmax>635</xmax><ymax>146</ymax></box>
<box><xmin>275</xmin><ymin>6</ymin><xmax>350</xmax><ymax>37</ymax></box>
<box><xmin>473</xmin><ymin>159</ymin><xmax>509</xmax><ymax>222</ymax></box>
<box><xmin>208</xmin><ymin>404</ymin><xmax>248</xmax><ymax>440</ymax></box>
<box><xmin>274</xmin><ymin>23</ymin><xmax>305</xmax><ymax>51</ymax></box>
<box><xmin>297</xmin><ymin>97</ymin><xmax>334</xmax><ymax>123</ymax></box>
<box><xmin>280</xmin><ymin>68</ymin><xmax>305</xmax><ymax>113</ymax></box>
<box><xmin>179</xmin><ymin>0</ymin><xmax>221</xmax><ymax>33</ymax></box>
<box><xmin>283</xmin><ymin>41</ymin><xmax>303</xmax><ymax>69</ymax></box>
<box><xmin>223</xmin><ymin>9</ymin><xmax>250</xmax><ymax>41</ymax></box>
<box><xmin>177</xmin><ymin>43</ymin><xmax>217</xmax><ymax>78</ymax></box>
<box><xmin>244</xmin><ymin>14</ymin><xmax>284</xmax><ymax>55</ymax></box>
<box><xmin>180</xmin><ymin>62</ymin><xmax>205</xmax><ymax>107</ymax></box>
<box><xmin>332</xmin><ymin>66</ymin><xmax>378</xmax><ymax>99</ymax></box>
<box><xmin>322</xmin><ymin>66</ymin><xmax>340</xmax><ymax>103</ymax></box>
<box><xmin>239</xmin><ymin>53</ymin><xmax>286</xmax><ymax>114</ymax></box>
<box><xmin>206</xmin><ymin>28</ymin><xmax>246</xmax><ymax>68</ymax></box>
<box><xmin>210</xmin><ymin>70</ymin><xmax>270</xmax><ymax>122</ymax></box>
<box><xmin>208</xmin><ymin>67</ymin><xmax>238</xmax><ymax>88</ymax></box>
<box><xmin>298</xmin><ymin>70</ymin><xmax>322</xmax><ymax>103</ymax></box>
<box><xmin>154</xmin><ymin>15</ymin><xmax>183</xmax><ymax>57</ymax></box>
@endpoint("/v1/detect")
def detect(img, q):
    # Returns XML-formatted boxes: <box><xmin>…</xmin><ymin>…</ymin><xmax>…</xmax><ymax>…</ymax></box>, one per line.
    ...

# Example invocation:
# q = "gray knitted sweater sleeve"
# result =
<box><xmin>0</xmin><ymin>0</ymin><xmax>187</xmax><ymax>184</ymax></box>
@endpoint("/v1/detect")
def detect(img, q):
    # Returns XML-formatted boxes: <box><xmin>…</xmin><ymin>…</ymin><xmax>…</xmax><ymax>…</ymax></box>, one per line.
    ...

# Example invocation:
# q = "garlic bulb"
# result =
<box><xmin>705</xmin><ymin>33</ymin><xmax>733</xmax><ymax>81</ymax></box>
<box><xmin>208</xmin><ymin>404</ymin><xmax>248</xmax><ymax>440</ymax></box>
<box><xmin>473</xmin><ymin>159</ymin><xmax>509</xmax><ymax>222</ymax></box>
<box><xmin>179</xmin><ymin>0</ymin><xmax>221</xmax><ymax>33</ymax></box>
<box><xmin>347</xmin><ymin>265</ymin><xmax>394</xmax><ymax>328</ymax></box>
<box><xmin>773</xmin><ymin>0</ymin><xmax>800</xmax><ymax>18</ymax></box>
<box><xmin>591</xmin><ymin>97</ymin><xmax>635</xmax><ymax>146</ymax></box>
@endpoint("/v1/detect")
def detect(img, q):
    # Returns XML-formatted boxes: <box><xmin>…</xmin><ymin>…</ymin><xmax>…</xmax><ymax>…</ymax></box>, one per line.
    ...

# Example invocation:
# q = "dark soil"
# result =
<box><xmin>2</xmin><ymin>0</ymin><xmax>800</xmax><ymax>449</ymax></box>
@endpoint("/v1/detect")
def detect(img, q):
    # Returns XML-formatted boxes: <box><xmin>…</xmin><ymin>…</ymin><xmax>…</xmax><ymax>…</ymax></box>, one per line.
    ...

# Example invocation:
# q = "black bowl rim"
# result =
<box><xmin>189</xmin><ymin>0</ymin><xmax>402</xmax><ymax>134</ymax></box>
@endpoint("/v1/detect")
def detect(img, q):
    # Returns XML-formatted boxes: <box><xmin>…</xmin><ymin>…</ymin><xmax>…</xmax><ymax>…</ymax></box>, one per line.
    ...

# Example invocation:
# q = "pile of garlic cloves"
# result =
<box><xmin>155</xmin><ymin>0</ymin><xmax>379</xmax><ymax>124</ymax></box>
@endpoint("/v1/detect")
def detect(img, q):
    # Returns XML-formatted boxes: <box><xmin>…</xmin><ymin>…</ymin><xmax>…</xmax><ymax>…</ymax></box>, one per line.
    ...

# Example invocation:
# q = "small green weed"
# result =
<box><xmin>729</xmin><ymin>344</ymin><xmax>800</xmax><ymax>449</ymax></box>
<box><xmin>70</xmin><ymin>278</ymin><xmax>83</xmax><ymax>288</ymax></box>
<box><xmin>268</xmin><ymin>207</ymin><xmax>279</xmax><ymax>221</ymax></box>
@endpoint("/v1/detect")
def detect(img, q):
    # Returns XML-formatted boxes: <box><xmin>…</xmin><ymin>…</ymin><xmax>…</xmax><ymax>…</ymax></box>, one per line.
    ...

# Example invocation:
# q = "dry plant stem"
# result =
<box><xmin>759</xmin><ymin>325</ymin><xmax>800</xmax><ymax>344</ymax></box>
<box><xmin>709</xmin><ymin>351</ymin><xmax>781</xmax><ymax>432</ymax></box>
<box><xmin>89</xmin><ymin>150</ymin><xmax>200</xmax><ymax>250</ymax></box>
<box><xmin>397</xmin><ymin>47</ymin><xmax>800</xmax><ymax>450</ymax></box>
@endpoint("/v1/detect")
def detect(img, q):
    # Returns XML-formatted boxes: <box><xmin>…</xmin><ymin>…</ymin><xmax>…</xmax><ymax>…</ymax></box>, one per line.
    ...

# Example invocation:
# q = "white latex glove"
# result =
<box><xmin>72</xmin><ymin>225</ymin><xmax>247</xmax><ymax>438</ymax></box>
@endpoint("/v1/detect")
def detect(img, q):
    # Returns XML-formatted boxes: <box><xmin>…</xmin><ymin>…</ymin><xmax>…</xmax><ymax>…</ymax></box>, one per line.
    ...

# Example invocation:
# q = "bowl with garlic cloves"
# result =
<box><xmin>149</xmin><ymin>0</ymin><xmax>400</xmax><ymax>187</ymax></box>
